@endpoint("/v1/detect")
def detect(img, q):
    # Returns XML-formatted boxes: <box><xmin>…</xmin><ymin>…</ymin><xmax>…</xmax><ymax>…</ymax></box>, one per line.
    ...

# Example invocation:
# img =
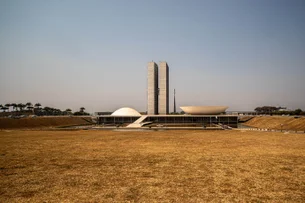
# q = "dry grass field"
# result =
<box><xmin>0</xmin><ymin>117</ymin><xmax>92</xmax><ymax>129</ymax></box>
<box><xmin>245</xmin><ymin>116</ymin><xmax>305</xmax><ymax>131</ymax></box>
<box><xmin>0</xmin><ymin>130</ymin><xmax>305</xmax><ymax>202</ymax></box>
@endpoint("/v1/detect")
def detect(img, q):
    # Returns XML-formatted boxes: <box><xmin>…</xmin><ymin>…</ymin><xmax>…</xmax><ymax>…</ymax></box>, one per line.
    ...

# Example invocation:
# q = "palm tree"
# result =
<box><xmin>17</xmin><ymin>103</ymin><xmax>22</xmax><ymax>111</ymax></box>
<box><xmin>65</xmin><ymin>108</ymin><xmax>72</xmax><ymax>115</ymax></box>
<box><xmin>80</xmin><ymin>107</ymin><xmax>85</xmax><ymax>112</ymax></box>
<box><xmin>26</xmin><ymin>102</ymin><xmax>32</xmax><ymax>108</ymax></box>
<box><xmin>5</xmin><ymin>104</ymin><xmax>11</xmax><ymax>112</ymax></box>
<box><xmin>26</xmin><ymin>102</ymin><xmax>34</xmax><ymax>114</ymax></box>
<box><xmin>34</xmin><ymin>103</ymin><xmax>41</xmax><ymax>109</ymax></box>
<box><xmin>17</xmin><ymin>103</ymin><xmax>26</xmax><ymax>111</ymax></box>
<box><xmin>1</xmin><ymin>106</ymin><xmax>8</xmax><ymax>112</ymax></box>
<box><xmin>11</xmin><ymin>103</ymin><xmax>17</xmax><ymax>112</ymax></box>
<box><xmin>34</xmin><ymin>103</ymin><xmax>42</xmax><ymax>116</ymax></box>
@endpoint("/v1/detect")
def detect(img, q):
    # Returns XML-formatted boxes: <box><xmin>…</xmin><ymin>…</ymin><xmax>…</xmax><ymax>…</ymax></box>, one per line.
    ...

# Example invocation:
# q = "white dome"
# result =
<box><xmin>111</xmin><ymin>107</ymin><xmax>141</xmax><ymax>116</ymax></box>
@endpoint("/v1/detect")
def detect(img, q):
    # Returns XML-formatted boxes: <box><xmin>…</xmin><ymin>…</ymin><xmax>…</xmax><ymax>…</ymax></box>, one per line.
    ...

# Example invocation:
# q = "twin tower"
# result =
<box><xmin>147</xmin><ymin>61</ymin><xmax>169</xmax><ymax>115</ymax></box>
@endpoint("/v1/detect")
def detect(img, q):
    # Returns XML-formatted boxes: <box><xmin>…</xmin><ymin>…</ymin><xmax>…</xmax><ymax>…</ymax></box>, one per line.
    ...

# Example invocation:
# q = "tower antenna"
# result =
<box><xmin>174</xmin><ymin>89</ymin><xmax>176</xmax><ymax>113</ymax></box>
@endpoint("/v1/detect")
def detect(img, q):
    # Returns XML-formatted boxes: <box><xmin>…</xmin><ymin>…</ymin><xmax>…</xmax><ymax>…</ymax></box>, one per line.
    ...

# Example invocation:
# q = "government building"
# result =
<box><xmin>147</xmin><ymin>61</ymin><xmax>169</xmax><ymax>115</ymax></box>
<box><xmin>97</xmin><ymin>61</ymin><xmax>238</xmax><ymax>128</ymax></box>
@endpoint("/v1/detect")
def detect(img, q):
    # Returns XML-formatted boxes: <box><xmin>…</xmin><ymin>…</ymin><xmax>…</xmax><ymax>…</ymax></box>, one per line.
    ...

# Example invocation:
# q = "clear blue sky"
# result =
<box><xmin>1</xmin><ymin>0</ymin><xmax>305</xmax><ymax>112</ymax></box>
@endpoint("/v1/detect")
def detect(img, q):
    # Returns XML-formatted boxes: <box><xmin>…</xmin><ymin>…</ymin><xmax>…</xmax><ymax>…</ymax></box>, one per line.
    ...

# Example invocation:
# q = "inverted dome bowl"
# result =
<box><xmin>180</xmin><ymin>106</ymin><xmax>228</xmax><ymax>115</ymax></box>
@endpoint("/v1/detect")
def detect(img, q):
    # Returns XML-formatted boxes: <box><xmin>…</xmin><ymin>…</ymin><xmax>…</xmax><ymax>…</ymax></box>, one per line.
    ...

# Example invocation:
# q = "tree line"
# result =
<box><xmin>254</xmin><ymin>106</ymin><xmax>304</xmax><ymax>115</ymax></box>
<box><xmin>0</xmin><ymin>102</ymin><xmax>89</xmax><ymax>116</ymax></box>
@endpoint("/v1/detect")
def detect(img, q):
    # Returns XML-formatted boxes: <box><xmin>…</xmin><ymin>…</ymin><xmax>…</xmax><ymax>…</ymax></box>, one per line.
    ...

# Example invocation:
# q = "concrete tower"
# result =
<box><xmin>147</xmin><ymin>62</ymin><xmax>158</xmax><ymax>115</ymax></box>
<box><xmin>159</xmin><ymin>61</ymin><xmax>169</xmax><ymax>115</ymax></box>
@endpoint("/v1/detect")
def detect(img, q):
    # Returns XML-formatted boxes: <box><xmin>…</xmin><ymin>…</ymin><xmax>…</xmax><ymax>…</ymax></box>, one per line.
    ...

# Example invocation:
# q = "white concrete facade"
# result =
<box><xmin>147</xmin><ymin>62</ymin><xmax>158</xmax><ymax>115</ymax></box>
<box><xmin>111</xmin><ymin>107</ymin><xmax>141</xmax><ymax>116</ymax></box>
<box><xmin>159</xmin><ymin>62</ymin><xmax>169</xmax><ymax>114</ymax></box>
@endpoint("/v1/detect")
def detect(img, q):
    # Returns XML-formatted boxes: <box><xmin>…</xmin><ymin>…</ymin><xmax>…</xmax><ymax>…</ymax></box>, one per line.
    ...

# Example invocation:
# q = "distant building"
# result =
<box><xmin>159</xmin><ymin>62</ymin><xmax>169</xmax><ymax>114</ymax></box>
<box><xmin>97</xmin><ymin>60</ymin><xmax>238</xmax><ymax>128</ymax></box>
<box><xmin>95</xmin><ymin>112</ymin><xmax>112</xmax><ymax>116</ymax></box>
<box><xmin>147</xmin><ymin>62</ymin><xmax>158</xmax><ymax>115</ymax></box>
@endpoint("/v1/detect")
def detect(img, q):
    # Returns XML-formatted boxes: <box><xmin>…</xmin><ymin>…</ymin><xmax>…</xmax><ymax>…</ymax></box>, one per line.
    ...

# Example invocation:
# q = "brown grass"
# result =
<box><xmin>0</xmin><ymin>130</ymin><xmax>305</xmax><ymax>202</ymax></box>
<box><xmin>245</xmin><ymin>116</ymin><xmax>305</xmax><ymax>131</ymax></box>
<box><xmin>0</xmin><ymin>117</ymin><xmax>91</xmax><ymax>129</ymax></box>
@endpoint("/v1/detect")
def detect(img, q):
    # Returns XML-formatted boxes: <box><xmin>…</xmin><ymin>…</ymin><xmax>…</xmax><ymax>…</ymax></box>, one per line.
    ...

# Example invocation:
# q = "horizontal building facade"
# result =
<box><xmin>98</xmin><ymin>115</ymin><xmax>238</xmax><ymax>128</ymax></box>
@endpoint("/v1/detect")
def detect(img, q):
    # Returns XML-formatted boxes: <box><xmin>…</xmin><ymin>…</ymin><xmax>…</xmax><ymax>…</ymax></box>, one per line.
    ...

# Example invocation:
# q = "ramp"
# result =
<box><xmin>127</xmin><ymin>116</ymin><xmax>148</xmax><ymax>128</ymax></box>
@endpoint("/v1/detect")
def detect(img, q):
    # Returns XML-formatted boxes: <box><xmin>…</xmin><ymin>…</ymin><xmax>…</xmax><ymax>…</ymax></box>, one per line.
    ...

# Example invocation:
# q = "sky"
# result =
<box><xmin>0</xmin><ymin>0</ymin><xmax>305</xmax><ymax>113</ymax></box>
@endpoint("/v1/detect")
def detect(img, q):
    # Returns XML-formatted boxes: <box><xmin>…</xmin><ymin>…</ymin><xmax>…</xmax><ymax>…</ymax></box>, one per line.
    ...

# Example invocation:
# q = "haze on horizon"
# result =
<box><xmin>1</xmin><ymin>0</ymin><xmax>305</xmax><ymax>113</ymax></box>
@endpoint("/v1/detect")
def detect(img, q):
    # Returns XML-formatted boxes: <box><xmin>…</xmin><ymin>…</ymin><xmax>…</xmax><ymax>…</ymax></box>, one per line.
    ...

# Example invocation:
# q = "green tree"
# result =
<box><xmin>254</xmin><ymin>107</ymin><xmax>262</xmax><ymax>113</ymax></box>
<box><xmin>294</xmin><ymin>109</ymin><xmax>302</xmax><ymax>115</ymax></box>
<box><xmin>1</xmin><ymin>105</ymin><xmax>9</xmax><ymax>112</ymax></box>
<box><xmin>11</xmin><ymin>103</ymin><xmax>17</xmax><ymax>112</ymax></box>
<box><xmin>74</xmin><ymin>107</ymin><xmax>89</xmax><ymax>116</ymax></box>
<box><xmin>43</xmin><ymin>107</ymin><xmax>52</xmax><ymax>115</ymax></box>
<box><xmin>17</xmin><ymin>103</ymin><xmax>25</xmax><ymax>111</ymax></box>
<box><xmin>5</xmin><ymin>104</ymin><xmax>11</xmax><ymax>112</ymax></box>
<box><xmin>65</xmin><ymin>109</ymin><xmax>72</xmax><ymax>115</ymax></box>
<box><xmin>34</xmin><ymin>103</ymin><xmax>42</xmax><ymax>109</ymax></box>
<box><xmin>254</xmin><ymin>106</ymin><xmax>277</xmax><ymax>114</ymax></box>
<box><xmin>26</xmin><ymin>102</ymin><xmax>34</xmax><ymax>114</ymax></box>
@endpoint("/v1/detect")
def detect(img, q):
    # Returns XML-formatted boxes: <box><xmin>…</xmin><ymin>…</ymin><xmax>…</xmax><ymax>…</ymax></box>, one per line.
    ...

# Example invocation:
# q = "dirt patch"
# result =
<box><xmin>0</xmin><ymin>130</ymin><xmax>304</xmax><ymax>202</ymax></box>
<box><xmin>0</xmin><ymin>117</ymin><xmax>92</xmax><ymax>129</ymax></box>
<box><xmin>245</xmin><ymin>116</ymin><xmax>305</xmax><ymax>131</ymax></box>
